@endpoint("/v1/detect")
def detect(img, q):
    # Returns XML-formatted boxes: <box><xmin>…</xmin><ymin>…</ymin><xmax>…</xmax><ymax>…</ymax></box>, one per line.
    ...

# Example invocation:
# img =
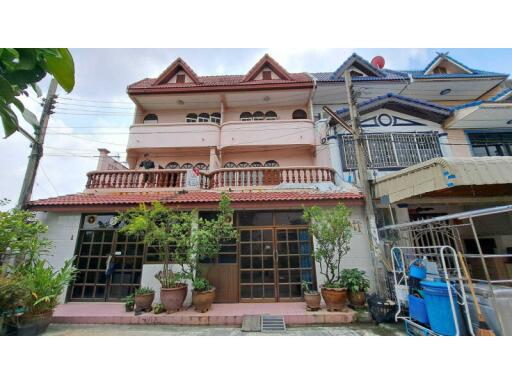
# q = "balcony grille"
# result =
<box><xmin>339</xmin><ymin>131</ymin><xmax>443</xmax><ymax>170</ymax></box>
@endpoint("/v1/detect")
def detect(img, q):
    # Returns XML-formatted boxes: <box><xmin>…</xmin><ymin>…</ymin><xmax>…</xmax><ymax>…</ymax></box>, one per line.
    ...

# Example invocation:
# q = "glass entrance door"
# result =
<box><xmin>70</xmin><ymin>214</ymin><xmax>143</xmax><ymax>302</ymax></box>
<box><xmin>238</xmin><ymin>212</ymin><xmax>316</xmax><ymax>302</ymax></box>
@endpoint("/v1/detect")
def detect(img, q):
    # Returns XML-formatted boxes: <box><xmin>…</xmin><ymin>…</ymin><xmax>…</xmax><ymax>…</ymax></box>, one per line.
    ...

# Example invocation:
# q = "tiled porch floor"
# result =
<box><xmin>53</xmin><ymin>302</ymin><xmax>357</xmax><ymax>326</ymax></box>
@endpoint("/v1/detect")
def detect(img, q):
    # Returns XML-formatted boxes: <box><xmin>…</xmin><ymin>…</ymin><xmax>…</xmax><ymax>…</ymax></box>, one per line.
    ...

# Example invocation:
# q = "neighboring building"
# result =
<box><xmin>311</xmin><ymin>52</ymin><xmax>512</xmax><ymax>283</ymax></box>
<box><xmin>27</xmin><ymin>55</ymin><xmax>372</xmax><ymax>305</ymax></box>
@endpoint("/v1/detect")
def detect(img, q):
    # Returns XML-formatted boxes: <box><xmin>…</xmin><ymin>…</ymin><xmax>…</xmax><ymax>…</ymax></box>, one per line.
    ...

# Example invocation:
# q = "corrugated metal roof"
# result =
<box><xmin>373</xmin><ymin>157</ymin><xmax>512</xmax><ymax>203</ymax></box>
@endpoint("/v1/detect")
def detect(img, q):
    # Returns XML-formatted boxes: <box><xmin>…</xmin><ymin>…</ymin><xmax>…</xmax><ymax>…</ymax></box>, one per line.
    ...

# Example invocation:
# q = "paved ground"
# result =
<box><xmin>43</xmin><ymin>322</ymin><xmax>405</xmax><ymax>336</ymax></box>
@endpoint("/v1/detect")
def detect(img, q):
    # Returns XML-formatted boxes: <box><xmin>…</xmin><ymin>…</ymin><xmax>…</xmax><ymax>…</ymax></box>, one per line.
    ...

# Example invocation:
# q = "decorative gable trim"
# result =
<box><xmin>153</xmin><ymin>57</ymin><xmax>201</xmax><ymax>85</ymax></box>
<box><xmin>424</xmin><ymin>53</ymin><xmax>473</xmax><ymax>75</ymax></box>
<box><xmin>490</xmin><ymin>87</ymin><xmax>512</xmax><ymax>102</ymax></box>
<box><xmin>242</xmin><ymin>54</ymin><xmax>293</xmax><ymax>82</ymax></box>
<box><xmin>360</xmin><ymin>114</ymin><xmax>427</xmax><ymax>128</ymax></box>
<box><xmin>330</xmin><ymin>53</ymin><xmax>385</xmax><ymax>80</ymax></box>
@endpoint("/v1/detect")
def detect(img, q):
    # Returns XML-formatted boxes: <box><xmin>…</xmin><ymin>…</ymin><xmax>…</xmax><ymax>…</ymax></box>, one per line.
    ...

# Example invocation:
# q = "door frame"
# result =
<box><xmin>238</xmin><ymin>221</ymin><xmax>316</xmax><ymax>303</ymax></box>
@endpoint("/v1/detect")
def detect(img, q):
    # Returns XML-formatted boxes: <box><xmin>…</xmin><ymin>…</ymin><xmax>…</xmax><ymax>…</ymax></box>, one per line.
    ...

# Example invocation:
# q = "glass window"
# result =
<box><xmin>468</xmin><ymin>132</ymin><xmax>512</xmax><ymax>157</ymax></box>
<box><xmin>143</xmin><ymin>114</ymin><xmax>158</xmax><ymax>124</ymax></box>
<box><xmin>275</xmin><ymin>211</ymin><xmax>306</xmax><ymax>225</ymax></box>
<box><xmin>292</xmin><ymin>109</ymin><xmax>307</xmax><ymax>119</ymax></box>
<box><xmin>238</xmin><ymin>212</ymin><xmax>273</xmax><ymax>226</ymax></box>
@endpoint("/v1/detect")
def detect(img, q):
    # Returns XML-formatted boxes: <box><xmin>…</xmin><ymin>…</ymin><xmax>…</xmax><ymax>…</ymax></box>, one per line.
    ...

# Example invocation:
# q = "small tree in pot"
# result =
<box><xmin>188</xmin><ymin>193</ymin><xmax>237</xmax><ymax>313</ymax></box>
<box><xmin>303</xmin><ymin>204</ymin><xmax>352</xmax><ymax>311</ymax></box>
<box><xmin>340</xmin><ymin>268</ymin><xmax>370</xmax><ymax>307</ymax></box>
<box><xmin>119</xmin><ymin>203</ymin><xmax>193</xmax><ymax>313</ymax></box>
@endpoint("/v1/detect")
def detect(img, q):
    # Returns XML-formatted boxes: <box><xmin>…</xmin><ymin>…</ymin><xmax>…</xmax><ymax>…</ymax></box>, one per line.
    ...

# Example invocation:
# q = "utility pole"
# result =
<box><xmin>17</xmin><ymin>78</ymin><xmax>58</xmax><ymax>209</ymax></box>
<box><xmin>322</xmin><ymin>71</ymin><xmax>388</xmax><ymax>294</ymax></box>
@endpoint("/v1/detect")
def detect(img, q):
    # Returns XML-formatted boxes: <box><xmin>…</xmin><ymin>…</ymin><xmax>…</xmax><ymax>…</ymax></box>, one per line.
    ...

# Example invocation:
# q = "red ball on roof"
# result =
<box><xmin>371</xmin><ymin>56</ymin><xmax>385</xmax><ymax>69</ymax></box>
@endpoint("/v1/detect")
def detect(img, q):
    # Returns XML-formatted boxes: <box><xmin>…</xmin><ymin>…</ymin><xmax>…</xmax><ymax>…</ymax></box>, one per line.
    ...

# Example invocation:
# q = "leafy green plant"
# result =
<box><xmin>192</xmin><ymin>277</ymin><xmax>213</xmax><ymax>292</ymax></box>
<box><xmin>303</xmin><ymin>204</ymin><xmax>353</xmax><ymax>288</ymax></box>
<box><xmin>301</xmin><ymin>280</ymin><xmax>317</xmax><ymax>294</ymax></box>
<box><xmin>152</xmin><ymin>303</ymin><xmax>164</xmax><ymax>314</ymax></box>
<box><xmin>0</xmin><ymin>208</ymin><xmax>51</xmax><ymax>265</ymax></box>
<box><xmin>0</xmin><ymin>273</ymin><xmax>29</xmax><ymax>318</ymax></box>
<box><xmin>340</xmin><ymin>268</ymin><xmax>370</xmax><ymax>293</ymax></box>
<box><xmin>16</xmin><ymin>258</ymin><xmax>77</xmax><ymax>316</ymax></box>
<box><xmin>134</xmin><ymin>286</ymin><xmax>155</xmax><ymax>296</ymax></box>
<box><xmin>0</xmin><ymin>48</ymin><xmax>75</xmax><ymax>138</ymax></box>
<box><xmin>123</xmin><ymin>294</ymin><xmax>134</xmax><ymax>311</ymax></box>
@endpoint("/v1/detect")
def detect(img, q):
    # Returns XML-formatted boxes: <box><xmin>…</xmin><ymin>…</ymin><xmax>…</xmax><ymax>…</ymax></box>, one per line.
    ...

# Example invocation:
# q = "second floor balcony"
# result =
<box><xmin>85</xmin><ymin>166</ymin><xmax>335</xmax><ymax>192</ymax></box>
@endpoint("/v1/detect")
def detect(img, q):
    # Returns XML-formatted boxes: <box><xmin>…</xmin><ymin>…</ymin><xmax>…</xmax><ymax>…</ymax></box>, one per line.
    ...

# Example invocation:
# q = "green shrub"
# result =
<box><xmin>340</xmin><ymin>268</ymin><xmax>370</xmax><ymax>293</ymax></box>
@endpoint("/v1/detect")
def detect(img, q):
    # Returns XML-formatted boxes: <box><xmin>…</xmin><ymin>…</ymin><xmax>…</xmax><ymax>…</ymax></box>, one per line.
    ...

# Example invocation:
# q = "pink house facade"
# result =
<box><xmin>28</xmin><ymin>55</ymin><xmax>372</xmax><ymax>305</ymax></box>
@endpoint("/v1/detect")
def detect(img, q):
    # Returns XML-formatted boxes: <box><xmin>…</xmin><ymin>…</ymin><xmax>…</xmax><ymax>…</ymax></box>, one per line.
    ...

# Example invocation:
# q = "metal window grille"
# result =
<box><xmin>340</xmin><ymin>131</ymin><xmax>442</xmax><ymax>170</ymax></box>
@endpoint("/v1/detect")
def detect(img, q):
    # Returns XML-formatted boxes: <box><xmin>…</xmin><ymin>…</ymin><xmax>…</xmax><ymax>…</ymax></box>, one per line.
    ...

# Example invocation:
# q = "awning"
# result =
<box><xmin>373</xmin><ymin>157</ymin><xmax>512</xmax><ymax>203</ymax></box>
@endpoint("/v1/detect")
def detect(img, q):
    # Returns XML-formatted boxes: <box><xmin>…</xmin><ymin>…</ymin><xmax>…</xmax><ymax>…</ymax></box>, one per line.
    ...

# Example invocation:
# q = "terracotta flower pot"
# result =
<box><xmin>160</xmin><ymin>284</ymin><xmax>188</xmax><ymax>313</ymax></box>
<box><xmin>348</xmin><ymin>291</ymin><xmax>367</xmax><ymax>307</ymax></box>
<box><xmin>321</xmin><ymin>286</ymin><xmax>348</xmax><ymax>311</ymax></box>
<box><xmin>192</xmin><ymin>287</ymin><xmax>216</xmax><ymax>313</ymax></box>
<box><xmin>304</xmin><ymin>292</ymin><xmax>321</xmax><ymax>311</ymax></box>
<box><xmin>134</xmin><ymin>292</ymin><xmax>154</xmax><ymax>311</ymax></box>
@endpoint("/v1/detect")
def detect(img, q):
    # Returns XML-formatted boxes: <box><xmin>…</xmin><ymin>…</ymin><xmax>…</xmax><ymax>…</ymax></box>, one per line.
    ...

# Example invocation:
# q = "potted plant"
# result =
<box><xmin>188</xmin><ymin>193</ymin><xmax>237</xmax><ymax>313</ymax></box>
<box><xmin>304</xmin><ymin>204</ymin><xmax>353</xmax><ymax>311</ymax></box>
<box><xmin>119</xmin><ymin>203</ymin><xmax>193</xmax><ymax>313</ymax></box>
<box><xmin>301</xmin><ymin>280</ymin><xmax>321</xmax><ymax>311</ymax></box>
<box><xmin>340</xmin><ymin>268</ymin><xmax>370</xmax><ymax>307</ymax></box>
<box><xmin>14</xmin><ymin>258</ymin><xmax>77</xmax><ymax>335</ymax></box>
<box><xmin>123</xmin><ymin>294</ymin><xmax>135</xmax><ymax>312</ymax></box>
<box><xmin>134</xmin><ymin>286</ymin><xmax>155</xmax><ymax>312</ymax></box>
<box><xmin>191</xmin><ymin>277</ymin><xmax>215</xmax><ymax>313</ymax></box>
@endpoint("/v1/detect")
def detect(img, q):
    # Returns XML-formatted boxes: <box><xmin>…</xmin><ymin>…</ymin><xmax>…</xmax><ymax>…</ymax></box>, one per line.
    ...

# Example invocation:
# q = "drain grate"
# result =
<box><xmin>260</xmin><ymin>315</ymin><xmax>286</xmax><ymax>332</ymax></box>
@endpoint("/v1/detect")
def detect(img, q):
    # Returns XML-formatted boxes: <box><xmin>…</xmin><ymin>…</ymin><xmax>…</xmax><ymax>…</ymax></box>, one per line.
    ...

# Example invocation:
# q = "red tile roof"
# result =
<box><xmin>27</xmin><ymin>191</ymin><xmax>363</xmax><ymax>210</ymax></box>
<box><xmin>128</xmin><ymin>55</ymin><xmax>313</xmax><ymax>95</ymax></box>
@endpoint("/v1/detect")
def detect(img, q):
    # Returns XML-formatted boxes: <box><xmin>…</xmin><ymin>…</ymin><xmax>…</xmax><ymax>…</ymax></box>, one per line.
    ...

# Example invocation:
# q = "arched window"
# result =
<box><xmin>224</xmin><ymin>162</ymin><xmax>236</xmax><ymax>168</ymax></box>
<box><xmin>253</xmin><ymin>111</ymin><xmax>264</xmax><ymax>121</ymax></box>
<box><xmin>198</xmin><ymin>113</ymin><xmax>210</xmax><ymax>123</ymax></box>
<box><xmin>186</xmin><ymin>113</ymin><xmax>197</xmax><ymax>123</ymax></box>
<box><xmin>194</xmin><ymin>162</ymin><xmax>208</xmax><ymax>170</ymax></box>
<box><xmin>143</xmin><ymin>114</ymin><xmax>158</xmax><ymax>124</ymax></box>
<box><xmin>181</xmin><ymin>163</ymin><xmax>193</xmax><ymax>169</ymax></box>
<box><xmin>250</xmin><ymin>161</ymin><xmax>263</xmax><ymax>167</ymax></box>
<box><xmin>240</xmin><ymin>112</ymin><xmax>252</xmax><ymax>121</ymax></box>
<box><xmin>265</xmin><ymin>111</ymin><xmax>277</xmax><ymax>120</ymax></box>
<box><xmin>264</xmin><ymin>160</ymin><xmax>279</xmax><ymax>167</ymax></box>
<box><xmin>238</xmin><ymin>162</ymin><xmax>250</xmax><ymax>168</ymax></box>
<box><xmin>292</xmin><ymin>109</ymin><xmax>307</xmax><ymax>119</ymax></box>
<box><xmin>165</xmin><ymin>162</ymin><xmax>180</xmax><ymax>169</ymax></box>
<box><xmin>210</xmin><ymin>112</ymin><xmax>221</xmax><ymax>124</ymax></box>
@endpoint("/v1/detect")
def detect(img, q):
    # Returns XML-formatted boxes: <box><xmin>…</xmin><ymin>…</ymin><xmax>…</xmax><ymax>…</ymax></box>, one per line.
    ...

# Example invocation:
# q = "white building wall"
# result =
<box><xmin>36</xmin><ymin>212</ymin><xmax>81</xmax><ymax>304</ymax></box>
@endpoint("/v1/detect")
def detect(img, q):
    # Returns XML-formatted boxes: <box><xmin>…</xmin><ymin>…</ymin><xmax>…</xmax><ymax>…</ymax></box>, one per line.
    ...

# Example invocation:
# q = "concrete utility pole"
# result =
<box><xmin>322</xmin><ymin>71</ymin><xmax>388</xmax><ymax>294</ymax></box>
<box><xmin>17</xmin><ymin>78</ymin><xmax>58</xmax><ymax>209</ymax></box>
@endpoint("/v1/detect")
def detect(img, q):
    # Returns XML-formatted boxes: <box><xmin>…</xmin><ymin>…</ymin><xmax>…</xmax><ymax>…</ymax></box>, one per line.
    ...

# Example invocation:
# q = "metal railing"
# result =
<box><xmin>340</xmin><ymin>131</ymin><xmax>443</xmax><ymax>170</ymax></box>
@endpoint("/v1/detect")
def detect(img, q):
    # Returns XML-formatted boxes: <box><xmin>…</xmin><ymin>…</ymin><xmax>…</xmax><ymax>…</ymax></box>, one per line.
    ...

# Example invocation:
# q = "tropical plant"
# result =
<box><xmin>340</xmin><ymin>268</ymin><xmax>370</xmax><ymax>293</ymax></box>
<box><xmin>0</xmin><ymin>208</ymin><xmax>51</xmax><ymax>265</ymax></box>
<box><xmin>118</xmin><ymin>202</ymin><xmax>195</xmax><ymax>288</ymax></box>
<box><xmin>122</xmin><ymin>294</ymin><xmax>134</xmax><ymax>311</ymax></box>
<box><xmin>134</xmin><ymin>286</ymin><xmax>155</xmax><ymax>295</ymax></box>
<box><xmin>0</xmin><ymin>48</ymin><xmax>75</xmax><ymax>138</ymax></box>
<box><xmin>303</xmin><ymin>204</ymin><xmax>353</xmax><ymax>288</ymax></box>
<box><xmin>16</xmin><ymin>258</ymin><xmax>77</xmax><ymax>316</ymax></box>
<box><xmin>152</xmin><ymin>303</ymin><xmax>164</xmax><ymax>314</ymax></box>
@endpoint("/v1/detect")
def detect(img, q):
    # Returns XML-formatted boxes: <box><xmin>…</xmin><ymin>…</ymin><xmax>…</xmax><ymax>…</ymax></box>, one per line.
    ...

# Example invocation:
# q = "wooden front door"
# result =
<box><xmin>237</xmin><ymin>211</ymin><xmax>316</xmax><ymax>302</ymax></box>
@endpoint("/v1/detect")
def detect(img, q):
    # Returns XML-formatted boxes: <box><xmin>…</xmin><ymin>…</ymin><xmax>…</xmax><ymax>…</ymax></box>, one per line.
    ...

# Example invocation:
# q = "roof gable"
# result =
<box><xmin>424</xmin><ymin>53</ymin><xmax>473</xmax><ymax>75</ymax></box>
<box><xmin>330</xmin><ymin>53</ymin><xmax>385</xmax><ymax>80</ymax></box>
<box><xmin>335</xmin><ymin>93</ymin><xmax>452</xmax><ymax>124</ymax></box>
<box><xmin>242</xmin><ymin>54</ymin><xmax>293</xmax><ymax>82</ymax></box>
<box><xmin>490</xmin><ymin>87</ymin><xmax>512</xmax><ymax>102</ymax></box>
<box><xmin>153</xmin><ymin>57</ymin><xmax>201</xmax><ymax>85</ymax></box>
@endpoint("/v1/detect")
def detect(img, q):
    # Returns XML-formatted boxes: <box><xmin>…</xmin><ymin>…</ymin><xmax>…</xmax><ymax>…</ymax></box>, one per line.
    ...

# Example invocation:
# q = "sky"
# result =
<box><xmin>1</xmin><ymin>48</ymin><xmax>511</xmax><ymax>210</ymax></box>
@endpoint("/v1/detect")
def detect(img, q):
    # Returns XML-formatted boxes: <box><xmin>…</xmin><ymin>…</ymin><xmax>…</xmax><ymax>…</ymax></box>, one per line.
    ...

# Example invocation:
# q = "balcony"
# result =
<box><xmin>85</xmin><ymin>166</ymin><xmax>335</xmax><ymax>191</ymax></box>
<box><xmin>127</xmin><ymin>122</ymin><xmax>220</xmax><ymax>150</ymax></box>
<box><xmin>220</xmin><ymin>119</ymin><xmax>315</xmax><ymax>148</ymax></box>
